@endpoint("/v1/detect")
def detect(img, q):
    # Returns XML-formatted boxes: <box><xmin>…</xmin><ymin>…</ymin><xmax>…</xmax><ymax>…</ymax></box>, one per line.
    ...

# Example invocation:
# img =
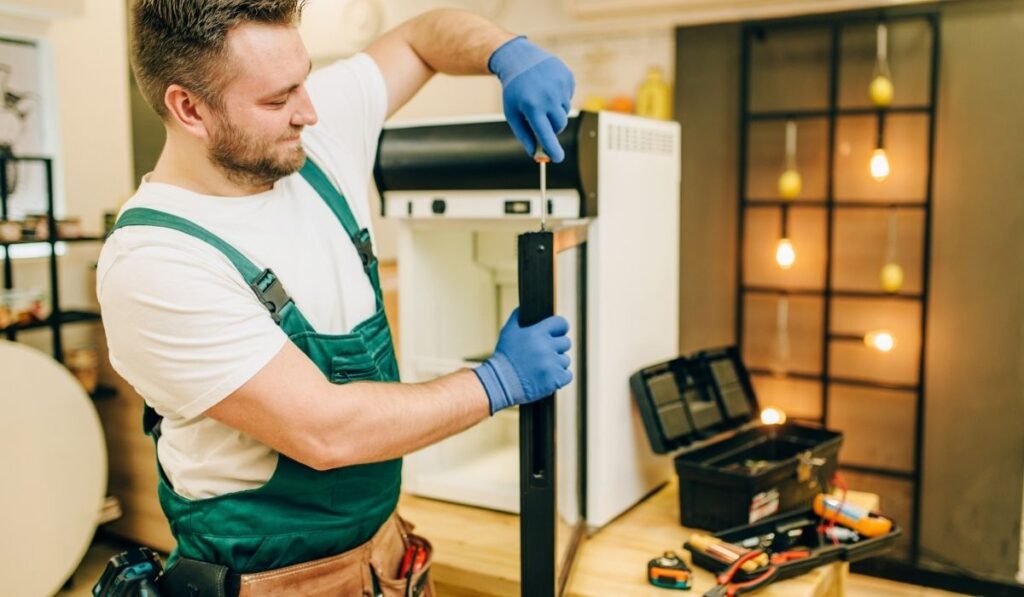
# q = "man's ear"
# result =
<box><xmin>164</xmin><ymin>84</ymin><xmax>213</xmax><ymax>140</ymax></box>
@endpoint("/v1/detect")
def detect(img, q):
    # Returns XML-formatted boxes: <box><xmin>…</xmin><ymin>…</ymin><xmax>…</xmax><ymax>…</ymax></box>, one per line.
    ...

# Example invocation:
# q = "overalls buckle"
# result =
<box><xmin>250</xmin><ymin>268</ymin><xmax>292</xmax><ymax>323</ymax></box>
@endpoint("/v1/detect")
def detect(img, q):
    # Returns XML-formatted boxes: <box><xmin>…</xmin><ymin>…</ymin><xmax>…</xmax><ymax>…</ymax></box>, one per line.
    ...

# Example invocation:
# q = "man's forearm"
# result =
<box><xmin>400</xmin><ymin>9</ymin><xmax>515</xmax><ymax>76</ymax></box>
<box><xmin>207</xmin><ymin>342</ymin><xmax>490</xmax><ymax>471</ymax></box>
<box><xmin>311</xmin><ymin>369</ymin><xmax>490</xmax><ymax>469</ymax></box>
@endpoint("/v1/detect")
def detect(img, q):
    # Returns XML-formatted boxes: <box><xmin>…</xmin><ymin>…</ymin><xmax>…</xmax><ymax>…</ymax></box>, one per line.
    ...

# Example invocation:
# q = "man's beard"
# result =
<box><xmin>208</xmin><ymin>116</ymin><xmax>305</xmax><ymax>189</ymax></box>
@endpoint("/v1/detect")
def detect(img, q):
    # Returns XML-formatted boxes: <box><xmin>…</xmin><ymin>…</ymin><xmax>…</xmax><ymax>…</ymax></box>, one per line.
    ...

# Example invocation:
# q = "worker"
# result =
<box><xmin>97</xmin><ymin>2</ymin><xmax>575</xmax><ymax>595</ymax></box>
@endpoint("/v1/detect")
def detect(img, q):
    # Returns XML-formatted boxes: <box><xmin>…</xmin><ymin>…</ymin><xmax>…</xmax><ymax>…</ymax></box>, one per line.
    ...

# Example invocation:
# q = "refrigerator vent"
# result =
<box><xmin>607</xmin><ymin>123</ymin><xmax>675</xmax><ymax>155</ymax></box>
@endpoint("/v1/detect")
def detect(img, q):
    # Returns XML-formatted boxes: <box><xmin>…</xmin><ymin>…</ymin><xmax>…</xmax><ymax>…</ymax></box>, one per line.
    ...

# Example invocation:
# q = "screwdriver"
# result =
<box><xmin>534</xmin><ymin>146</ymin><xmax>550</xmax><ymax>231</ymax></box>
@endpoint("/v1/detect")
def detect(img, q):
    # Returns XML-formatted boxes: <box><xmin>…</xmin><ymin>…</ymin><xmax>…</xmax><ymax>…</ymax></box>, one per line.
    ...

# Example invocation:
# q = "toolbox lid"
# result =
<box><xmin>629</xmin><ymin>346</ymin><xmax>760</xmax><ymax>455</ymax></box>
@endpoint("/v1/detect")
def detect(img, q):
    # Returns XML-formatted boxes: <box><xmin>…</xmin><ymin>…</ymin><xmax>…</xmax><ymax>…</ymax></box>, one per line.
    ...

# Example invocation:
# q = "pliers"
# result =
<box><xmin>702</xmin><ymin>550</ymin><xmax>778</xmax><ymax>597</ymax></box>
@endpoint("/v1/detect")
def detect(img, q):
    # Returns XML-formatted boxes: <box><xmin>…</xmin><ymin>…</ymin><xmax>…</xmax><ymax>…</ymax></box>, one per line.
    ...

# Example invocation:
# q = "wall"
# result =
<box><xmin>675</xmin><ymin>1</ymin><xmax>1024</xmax><ymax>582</ymax></box>
<box><xmin>919</xmin><ymin>0</ymin><xmax>1023</xmax><ymax>581</ymax></box>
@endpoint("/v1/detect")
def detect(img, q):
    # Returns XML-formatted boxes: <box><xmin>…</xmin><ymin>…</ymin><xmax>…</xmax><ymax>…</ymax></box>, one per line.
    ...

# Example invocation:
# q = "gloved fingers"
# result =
<box><xmin>505</xmin><ymin>108</ymin><xmax>537</xmax><ymax>157</ymax></box>
<box><xmin>537</xmin><ymin>314</ymin><xmax>570</xmax><ymax>336</ymax></box>
<box><xmin>551</xmin><ymin>335</ymin><xmax>571</xmax><ymax>354</ymax></box>
<box><xmin>557</xmin><ymin>369</ymin><xmax>574</xmax><ymax>388</ymax></box>
<box><xmin>549</xmin><ymin>105</ymin><xmax>569</xmax><ymax>134</ymax></box>
<box><xmin>556</xmin><ymin>353</ymin><xmax>571</xmax><ymax>369</ymax></box>
<box><xmin>526</xmin><ymin>106</ymin><xmax>565</xmax><ymax>163</ymax></box>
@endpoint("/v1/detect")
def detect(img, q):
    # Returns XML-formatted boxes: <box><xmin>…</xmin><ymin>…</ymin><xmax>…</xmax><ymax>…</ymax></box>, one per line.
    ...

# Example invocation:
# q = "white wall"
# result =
<box><xmin>1</xmin><ymin>0</ymin><xmax>133</xmax><ymax>354</ymax></box>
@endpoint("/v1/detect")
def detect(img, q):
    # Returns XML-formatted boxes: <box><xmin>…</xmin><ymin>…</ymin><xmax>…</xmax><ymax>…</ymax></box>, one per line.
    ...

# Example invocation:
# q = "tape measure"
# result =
<box><xmin>647</xmin><ymin>551</ymin><xmax>692</xmax><ymax>590</ymax></box>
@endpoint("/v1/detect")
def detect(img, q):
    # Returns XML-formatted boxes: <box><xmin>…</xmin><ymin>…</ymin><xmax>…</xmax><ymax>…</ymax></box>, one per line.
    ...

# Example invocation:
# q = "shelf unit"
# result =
<box><xmin>736</xmin><ymin>9</ymin><xmax>938</xmax><ymax>567</ymax></box>
<box><xmin>0</xmin><ymin>154</ymin><xmax>112</xmax><ymax>400</ymax></box>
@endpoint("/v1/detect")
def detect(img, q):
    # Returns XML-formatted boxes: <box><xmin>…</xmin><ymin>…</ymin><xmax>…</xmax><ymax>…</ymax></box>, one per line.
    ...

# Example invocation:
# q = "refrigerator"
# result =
<box><xmin>373</xmin><ymin>110</ymin><xmax>680</xmax><ymax>595</ymax></box>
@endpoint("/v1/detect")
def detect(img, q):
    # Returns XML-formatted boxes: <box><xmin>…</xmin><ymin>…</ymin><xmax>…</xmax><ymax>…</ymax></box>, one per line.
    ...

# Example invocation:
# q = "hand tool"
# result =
<box><xmin>702</xmin><ymin>550</ymin><xmax>777</xmax><ymax>597</ymax></box>
<box><xmin>647</xmin><ymin>551</ymin><xmax>692</xmax><ymax>590</ymax></box>
<box><xmin>535</xmin><ymin>146</ymin><xmax>550</xmax><ymax>230</ymax></box>
<box><xmin>687</xmin><ymin>533</ymin><xmax>769</xmax><ymax>572</ymax></box>
<box><xmin>814</xmin><ymin>494</ymin><xmax>892</xmax><ymax>538</ymax></box>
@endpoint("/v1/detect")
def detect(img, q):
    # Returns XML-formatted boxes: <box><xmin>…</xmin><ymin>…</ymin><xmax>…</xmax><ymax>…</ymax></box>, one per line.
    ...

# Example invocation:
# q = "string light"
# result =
<box><xmin>870</xmin><ymin>112</ymin><xmax>891</xmax><ymax>182</ymax></box>
<box><xmin>778</xmin><ymin>120</ymin><xmax>802</xmax><ymax>199</ymax></box>
<box><xmin>869</xmin><ymin>23</ymin><xmax>894</xmax><ymax>107</ymax></box>
<box><xmin>761</xmin><ymin>407</ymin><xmax>787</xmax><ymax>425</ymax></box>
<box><xmin>775</xmin><ymin>239</ymin><xmax>795</xmax><ymax>269</ymax></box>
<box><xmin>864</xmin><ymin>330</ymin><xmax>896</xmax><ymax>352</ymax></box>
<box><xmin>881</xmin><ymin>209</ymin><xmax>904</xmax><ymax>293</ymax></box>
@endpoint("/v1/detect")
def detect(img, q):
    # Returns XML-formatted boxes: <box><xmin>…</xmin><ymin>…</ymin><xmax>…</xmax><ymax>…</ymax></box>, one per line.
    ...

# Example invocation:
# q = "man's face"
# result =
<box><xmin>206</xmin><ymin>23</ymin><xmax>317</xmax><ymax>188</ymax></box>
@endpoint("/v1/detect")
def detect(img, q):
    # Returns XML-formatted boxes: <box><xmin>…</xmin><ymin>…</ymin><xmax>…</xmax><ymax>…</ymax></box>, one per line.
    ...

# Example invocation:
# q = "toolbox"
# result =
<box><xmin>630</xmin><ymin>346</ymin><xmax>843</xmax><ymax>531</ymax></box>
<box><xmin>683</xmin><ymin>507</ymin><xmax>902</xmax><ymax>582</ymax></box>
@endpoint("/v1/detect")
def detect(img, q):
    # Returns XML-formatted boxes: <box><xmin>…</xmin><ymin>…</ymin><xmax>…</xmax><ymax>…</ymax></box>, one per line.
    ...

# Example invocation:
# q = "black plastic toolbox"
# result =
<box><xmin>684</xmin><ymin>507</ymin><xmax>902</xmax><ymax>582</ymax></box>
<box><xmin>630</xmin><ymin>346</ymin><xmax>843</xmax><ymax>531</ymax></box>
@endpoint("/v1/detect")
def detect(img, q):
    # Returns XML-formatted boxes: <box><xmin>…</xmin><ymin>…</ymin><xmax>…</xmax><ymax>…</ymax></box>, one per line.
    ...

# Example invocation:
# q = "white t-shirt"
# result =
<box><xmin>97</xmin><ymin>53</ymin><xmax>389</xmax><ymax>500</ymax></box>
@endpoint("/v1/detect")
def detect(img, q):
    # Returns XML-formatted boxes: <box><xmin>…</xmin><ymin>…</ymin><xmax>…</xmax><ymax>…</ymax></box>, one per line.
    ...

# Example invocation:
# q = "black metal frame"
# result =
<box><xmin>516</xmin><ymin>229</ymin><xmax>589</xmax><ymax>597</ymax></box>
<box><xmin>517</xmin><ymin>230</ymin><xmax>557</xmax><ymax>596</ymax></box>
<box><xmin>0</xmin><ymin>154</ymin><xmax>111</xmax><ymax>398</ymax></box>
<box><xmin>736</xmin><ymin>6</ymin><xmax>939</xmax><ymax>575</ymax></box>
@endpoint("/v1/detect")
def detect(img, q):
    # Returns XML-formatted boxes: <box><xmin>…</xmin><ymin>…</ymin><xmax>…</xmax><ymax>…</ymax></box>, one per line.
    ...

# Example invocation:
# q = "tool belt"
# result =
<box><xmin>160</xmin><ymin>513</ymin><xmax>434</xmax><ymax>597</ymax></box>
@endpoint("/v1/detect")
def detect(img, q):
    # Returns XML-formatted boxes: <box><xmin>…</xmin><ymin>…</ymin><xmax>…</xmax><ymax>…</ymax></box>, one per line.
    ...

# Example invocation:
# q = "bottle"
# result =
<box><xmin>636</xmin><ymin>67</ymin><xmax>672</xmax><ymax>120</ymax></box>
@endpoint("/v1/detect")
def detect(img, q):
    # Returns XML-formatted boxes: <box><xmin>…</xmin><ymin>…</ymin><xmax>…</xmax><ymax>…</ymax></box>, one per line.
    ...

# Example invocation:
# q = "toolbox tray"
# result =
<box><xmin>685</xmin><ymin>507</ymin><xmax>902</xmax><ymax>582</ymax></box>
<box><xmin>631</xmin><ymin>346</ymin><xmax>842</xmax><ymax>530</ymax></box>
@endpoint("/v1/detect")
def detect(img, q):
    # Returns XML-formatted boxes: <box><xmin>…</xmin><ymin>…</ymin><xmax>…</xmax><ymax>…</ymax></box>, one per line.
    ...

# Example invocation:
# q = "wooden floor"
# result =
<box><xmin>60</xmin><ymin>537</ymin><xmax>966</xmax><ymax>597</ymax></box>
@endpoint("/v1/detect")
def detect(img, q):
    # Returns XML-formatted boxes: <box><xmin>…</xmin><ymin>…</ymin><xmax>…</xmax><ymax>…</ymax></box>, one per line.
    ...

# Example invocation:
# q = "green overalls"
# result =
<box><xmin>110</xmin><ymin>159</ymin><xmax>402</xmax><ymax>574</ymax></box>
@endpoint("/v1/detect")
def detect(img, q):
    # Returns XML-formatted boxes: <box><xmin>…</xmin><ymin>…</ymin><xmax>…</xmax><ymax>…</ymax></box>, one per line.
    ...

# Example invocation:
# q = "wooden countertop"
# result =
<box><xmin>399</xmin><ymin>480</ymin><xmax>877</xmax><ymax>597</ymax></box>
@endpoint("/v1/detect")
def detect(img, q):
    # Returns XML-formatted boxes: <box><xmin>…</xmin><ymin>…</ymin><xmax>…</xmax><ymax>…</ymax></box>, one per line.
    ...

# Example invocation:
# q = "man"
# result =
<box><xmin>98</xmin><ymin>1</ymin><xmax>575</xmax><ymax>595</ymax></box>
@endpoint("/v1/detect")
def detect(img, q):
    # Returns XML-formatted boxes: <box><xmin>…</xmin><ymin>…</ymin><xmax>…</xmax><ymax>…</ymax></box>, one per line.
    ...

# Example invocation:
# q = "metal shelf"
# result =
<box><xmin>744</xmin><ymin>200</ymin><xmax>927</xmax><ymax>209</ymax></box>
<box><xmin>0</xmin><ymin>309</ymin><xmax>101</xmax><ymax>333</ymax></box>
<box><xmin>742</xmin><ymin>286</ymin><xmax>924</xmax><ymax>301</ymax></box>
<box><xmin>0</xmin><ymin>235</ymin><xmax>106</xmax><ymax>247</ymax></box>
<box><xmin>748</xmin><ymin>105</ymin><xmax>932</xmax><ymax>121</ymax></box>
<box><xmin>747</xmin><ymin>367</ymin><xmax>919</xmax><ymax>393</ymax></box>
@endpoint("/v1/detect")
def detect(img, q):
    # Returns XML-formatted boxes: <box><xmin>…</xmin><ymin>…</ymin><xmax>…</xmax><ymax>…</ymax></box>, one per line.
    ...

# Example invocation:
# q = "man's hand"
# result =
<box><xmin>488</xmin><ymin>37</ymin><xmax>575</xmax><ymax>163</ymax></box>
<box><xmin>474</xmin><ymin>308</ymin><xmax>573</xmax><ymax>414</ymax></box>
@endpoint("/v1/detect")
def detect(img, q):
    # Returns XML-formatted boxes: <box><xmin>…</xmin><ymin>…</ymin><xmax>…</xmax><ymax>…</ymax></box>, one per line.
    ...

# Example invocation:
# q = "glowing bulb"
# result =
<box><xmin>870</xmin><ymin>148</ymin><xmax>890</xmax><ymax>181</ymax></box>
<box><xmin>880</xmin><ymin>263</ymin><xmax>904</xmax><ymax>293</ymax></box>
<box><xmin>869</xmin><ymin>75</ymin><xmax>894</xmax><ymax>107</ymax></box>
<box><xmin>775</xmin><ymin>238</ymin><xmax>796</xmax><ymax>269</ymax></box>
<box><xmin>761</xmin><ymin>407</ymin><xmax>787</xmax><ymax>426</ymax></box>
<box><xmin>778</xmin><ymin>169</ymin><xmax>802</xmax><ymax>199</ymax></box>
<box><xmin>864</xmin><ymin>330</ymin><xmax>896</xmax><ymax>352</ymax></box>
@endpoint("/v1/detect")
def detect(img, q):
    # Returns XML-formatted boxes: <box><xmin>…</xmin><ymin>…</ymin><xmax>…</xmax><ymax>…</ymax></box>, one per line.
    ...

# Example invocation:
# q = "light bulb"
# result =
<box><xmin>880</xmin><ymin>262</ymin><xmax>904</xmax><ymax>293</ymax></box>
<box><xmin>864</xmin><ymin>330</ymin><xmax>896</xmax><ymax>352</ymax></box>
<box><xmin>778</xmin><ymin>169</ymin><xmax>802</xmax><ymax>199</ymax></box>
<box><xmin>775</xmin><ymin>238</ymin><xmax>796</xmax><ymax>269</ymax></box>
<box><xmin>869</xmin><ymin>75</ymin><xmax>894</xmax><ymax>107</ymax></box>
<box><xmin>870</xmin><ymin>148</ymin><xmax>890</xmax><ymax>181</ymax></box>
<box><xmin>761</xmin><ymin>407</ymin><xmax>787</xmax><ymax>426</ymax></box>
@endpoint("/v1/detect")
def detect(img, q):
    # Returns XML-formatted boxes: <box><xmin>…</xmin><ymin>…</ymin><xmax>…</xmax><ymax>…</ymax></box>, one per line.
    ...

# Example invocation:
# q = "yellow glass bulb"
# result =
<box><xmin>880</xmin><ymin>262</ymin><xmax>904</xmax><ymax>293</ymax></box>
<box><xmin>775</xmin><ymin>238</ymin><xmax>796</xmax><ymax>270</ymax></box>
<box><xmin>864</xmin><ymin>330</ymin><xmax>896</xmax><ymax>353</ymax></box>
<box><xmin>760</xmin><ymin>407</ymin><xmax>787</xmax><ymax>426</ymax></box>
<box><xmin>778</xmin><ymin>169</ymin><xmax>802</xmax><ymax>199</ymax></box>
<box><xmin>870</xmin><ymin>148</ymin><xmax>891</xmax><ymax>181</ymax></box>
<box><xmin>869</xmin><ymin>75</ymin><xmax>894</xmax><ymax>107</ymax></box>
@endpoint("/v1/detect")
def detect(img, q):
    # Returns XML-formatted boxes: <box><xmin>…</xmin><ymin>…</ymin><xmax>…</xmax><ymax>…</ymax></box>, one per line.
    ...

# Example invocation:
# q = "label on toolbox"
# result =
<box><xmin>749</xmin><ymin>488</ymin><xmax>780</xmax><ymax>523</ymax></box>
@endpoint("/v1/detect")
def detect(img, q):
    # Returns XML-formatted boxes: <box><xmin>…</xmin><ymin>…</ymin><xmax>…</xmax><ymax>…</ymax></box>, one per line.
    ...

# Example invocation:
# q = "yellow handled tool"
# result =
<box><xmin>814</xmin><ymin>494</ymin><xmax>893</xmax><ymax>538</ymax></box>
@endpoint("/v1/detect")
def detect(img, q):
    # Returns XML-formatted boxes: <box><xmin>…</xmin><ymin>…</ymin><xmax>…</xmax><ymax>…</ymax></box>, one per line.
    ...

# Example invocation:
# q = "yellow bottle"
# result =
<box><xmin>636</xmin><ymin>67</ymin><xmax>672</xmax><ymax>120</ymax></box>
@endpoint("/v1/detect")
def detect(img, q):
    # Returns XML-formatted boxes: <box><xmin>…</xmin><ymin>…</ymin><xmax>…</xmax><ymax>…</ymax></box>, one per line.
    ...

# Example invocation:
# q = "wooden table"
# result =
<box><xmin>399</xmin><ymin>480</ymin><xmax>877</xmax><ymax>597</ymax></box>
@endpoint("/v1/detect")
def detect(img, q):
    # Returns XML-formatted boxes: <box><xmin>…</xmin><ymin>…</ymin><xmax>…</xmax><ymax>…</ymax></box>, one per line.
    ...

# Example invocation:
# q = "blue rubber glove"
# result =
<box><xmin>474</xmin><ymin>308</ymin><xmax>573</xmax><ymax>414</ymax></box>
<box><xmin>488</xmin><ymin>36</ymin><xmax>575</xmax><ymax>163</ymax></box>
